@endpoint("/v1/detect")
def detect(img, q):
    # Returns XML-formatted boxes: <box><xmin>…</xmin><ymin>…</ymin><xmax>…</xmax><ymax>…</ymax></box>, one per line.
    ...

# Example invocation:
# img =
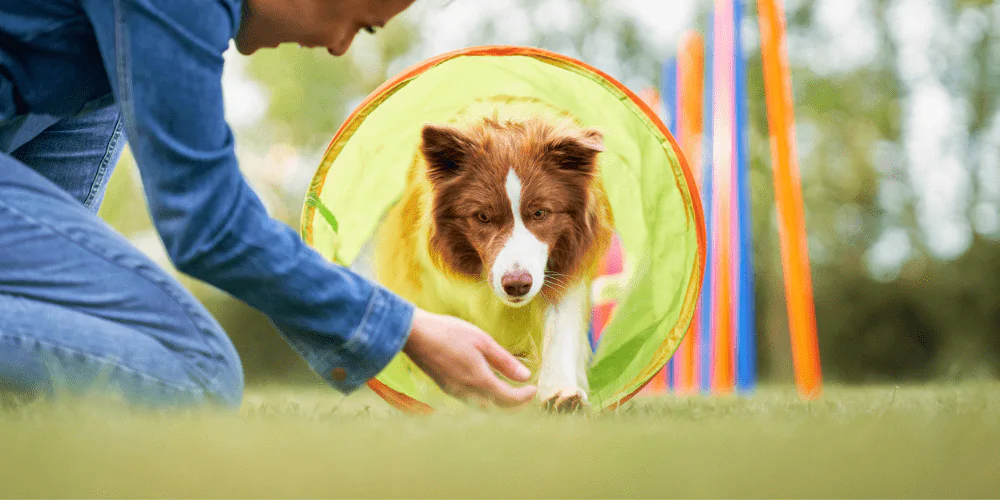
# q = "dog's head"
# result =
<box><xmin>420</xmin><ymin>117</ymin><xmax>605</xmax><ymax>307</ymax></box>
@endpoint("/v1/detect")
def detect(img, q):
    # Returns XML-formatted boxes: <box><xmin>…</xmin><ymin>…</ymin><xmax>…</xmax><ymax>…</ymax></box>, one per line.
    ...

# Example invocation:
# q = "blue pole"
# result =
<box><xmin>662</xmin><ymin>58</ymin><xmax>679</xmax><ymax>136</ymax></box>
<box><xmin>700</xmin><ymin>12</ymin><xmax>715</xmax><ymax>394</ymax></box>
<box><xmin>588</xmin><ymin>322</ymin><xmax>597</xmax><ymax>352</ymax></box>
<box><xmin>734</xmin><ymin>0</ymin><xmax>757</xmax><ymax>393</ymax></box>
<box><xmin>661</xmin><ymin>57</ymin><xmax>678</xmax><ymax>390</ymax></box>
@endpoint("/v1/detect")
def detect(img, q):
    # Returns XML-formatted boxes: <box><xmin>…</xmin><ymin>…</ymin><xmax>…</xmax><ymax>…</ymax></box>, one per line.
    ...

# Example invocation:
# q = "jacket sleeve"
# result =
<box><xmin>80</xmin><ymin>0</ymin><xmax>413</xmax><ymax>392</ymax></box>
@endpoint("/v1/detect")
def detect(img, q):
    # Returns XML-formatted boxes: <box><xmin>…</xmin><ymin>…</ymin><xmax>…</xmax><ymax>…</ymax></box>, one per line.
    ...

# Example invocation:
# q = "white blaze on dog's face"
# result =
<box><xmin>488</xmin><ymin>170</ymin><xmax>548</xmax><ymax>306</ymax></box>
<box><xmin>420</xmin><ymin>117</ymin><xmax>605</xmax><ymax>306</ymax></box>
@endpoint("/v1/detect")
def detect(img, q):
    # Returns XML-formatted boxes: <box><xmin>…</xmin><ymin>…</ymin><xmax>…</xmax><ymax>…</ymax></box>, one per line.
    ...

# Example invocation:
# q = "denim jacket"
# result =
<box><xmin>0</xmin><ymin>0</ymin><xmax>414</xmax><ymax>393</ymax></box>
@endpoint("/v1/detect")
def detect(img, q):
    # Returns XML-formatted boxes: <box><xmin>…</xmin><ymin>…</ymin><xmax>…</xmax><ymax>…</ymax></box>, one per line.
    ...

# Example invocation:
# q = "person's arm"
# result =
<box><xmin>80</xmin><ymin>0</ymin><xmax>406</xmax><ymax>392</ymax></box>
<box><xmin>78</xmin><ymin>0</ymin><xmax>535</xmax><ymax>405</ymax></box>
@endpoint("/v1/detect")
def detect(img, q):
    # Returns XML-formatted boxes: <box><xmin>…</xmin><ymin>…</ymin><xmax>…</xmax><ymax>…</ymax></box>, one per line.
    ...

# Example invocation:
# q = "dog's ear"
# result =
<box><xmin>547</xmin><ymin>127</ymin><xmax>605</xmax><ymax>173</ymax></box>
<box><xmin>421</xmin><ymin>124</ymin><xmax>474</xmax><ymax>182</ymax></box>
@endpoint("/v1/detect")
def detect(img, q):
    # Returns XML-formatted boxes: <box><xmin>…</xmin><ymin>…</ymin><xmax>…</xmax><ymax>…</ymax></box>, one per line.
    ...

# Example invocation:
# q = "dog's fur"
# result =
<box><xmin>372</xmin><ymin>115</ymin><xmax>614</xmax><ymax>411</ymax></box>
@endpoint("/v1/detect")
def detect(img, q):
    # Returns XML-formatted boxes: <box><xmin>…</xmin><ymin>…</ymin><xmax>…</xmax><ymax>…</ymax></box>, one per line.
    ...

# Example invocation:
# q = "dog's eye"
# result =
<box><xmin>532</xmin><ymin>210</ymin><xmax>547</xmax><ymax>220</ymax></box>
<box><xmin>476</xmin><ymin>212</ymin><xmax>491</xmax><ymax>224</ymax></box>
<box><xmin>363</xmin><ymin>25</ymin><xmax>377</xmax><ymax>34</ymax></box>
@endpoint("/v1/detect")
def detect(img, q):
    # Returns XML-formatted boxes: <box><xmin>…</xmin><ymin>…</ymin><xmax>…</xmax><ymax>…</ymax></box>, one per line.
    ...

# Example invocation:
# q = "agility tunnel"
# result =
<box><xmin>301</xmin><ymin>46</ymin><xmax>706</xmax><ymax>413</ymax></box>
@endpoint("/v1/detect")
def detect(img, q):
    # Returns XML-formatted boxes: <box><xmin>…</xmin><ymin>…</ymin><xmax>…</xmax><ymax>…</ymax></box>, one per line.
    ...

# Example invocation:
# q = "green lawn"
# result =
<box><xmin>2</xmin><ymin>383</ymin><xmax>998</xmax><ymax>498</ymax></box>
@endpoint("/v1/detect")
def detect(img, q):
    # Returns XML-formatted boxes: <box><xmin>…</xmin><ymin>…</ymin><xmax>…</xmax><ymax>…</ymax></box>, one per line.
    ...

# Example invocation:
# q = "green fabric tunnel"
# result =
<box><xmin>301</xmin><ymin>46</ymin><xmax>705</xmax><ymax>413</ymax></box>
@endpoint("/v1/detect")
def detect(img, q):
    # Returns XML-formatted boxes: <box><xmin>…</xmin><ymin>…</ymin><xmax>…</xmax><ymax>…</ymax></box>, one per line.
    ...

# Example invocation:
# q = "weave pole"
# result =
<box><xmin>757</xmin><ymin>0</ymin><xmax>822</xmax><ymax>399</ymax></box>
<box><xmin>635</xmin><ymin>88</ymin><xmax>669</xmax><ymax>394</ymax></box>
<box><xmin>710</xmin><ymin>0</ymin><xmax>736</xmax><ymax>395</ymax></box>
<box><xmin>660</xmin><ymin>58</ymin><xmax>679</xmax><ymax>391</ymax></box>
<box><xmin>734</xmin><ymin>0</ymin><xmax>757</xmax><ymax>393</ymax></box>
<box><xmin>674</xmin><ymin>31</ymin><xmax>705</xmax><ymax>395</ymax></box>
<box><xmin>667</xmin><ymin>55</ymin><xmax>689</xmax><ymax>393</ymax></box>
<box><xmin>699</xmin><ymin>13</ymin><xmax>716</xmax><ymax>393</ymax></box>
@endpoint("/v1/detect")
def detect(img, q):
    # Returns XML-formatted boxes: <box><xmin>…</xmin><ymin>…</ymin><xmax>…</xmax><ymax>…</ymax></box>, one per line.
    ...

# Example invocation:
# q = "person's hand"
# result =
<box><xmin>402</xmin><ymin>308</ymin><xmax>537</xmax><ymax>409</ymax></box>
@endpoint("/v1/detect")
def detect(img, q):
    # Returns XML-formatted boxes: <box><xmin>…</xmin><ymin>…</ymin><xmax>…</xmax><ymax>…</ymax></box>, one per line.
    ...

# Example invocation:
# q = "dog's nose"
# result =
<box><xmin>501</xmin><ymin>271</ymin><xmax>533</xmax><ymax>297</ymax></box>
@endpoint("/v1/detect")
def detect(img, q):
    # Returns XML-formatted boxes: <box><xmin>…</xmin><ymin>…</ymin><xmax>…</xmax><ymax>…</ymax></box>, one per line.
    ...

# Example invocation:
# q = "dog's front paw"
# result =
<box><xmin>539</xmin><ymin>388</ymin><xmax>588</xmax><ymax>413</ymax></box>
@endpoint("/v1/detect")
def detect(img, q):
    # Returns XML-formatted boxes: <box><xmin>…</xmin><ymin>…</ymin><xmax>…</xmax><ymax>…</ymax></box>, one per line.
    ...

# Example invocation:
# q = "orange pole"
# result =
<box><xmin>676</xmin><ymin>31</ymin><xmax>705</xmax><ymax>395</ymax></box>
<box><xmin>637</xmin><ymin>87</ymin><xmax>662</xmax><ymax>114</ymax></box>
<box><xmin>637</xmin><ymin>86</ymin><xmax>669</xmax><ymax>394</ymax></box>
<box><xmin>757</xmin><ymin>0</ymin><xmax>823</xmax><ymax>399</ymax></box>
<box><xmin>710</xmin><ymin>0</ymin><xmax>735</xmax><ymax>395</ymax></box>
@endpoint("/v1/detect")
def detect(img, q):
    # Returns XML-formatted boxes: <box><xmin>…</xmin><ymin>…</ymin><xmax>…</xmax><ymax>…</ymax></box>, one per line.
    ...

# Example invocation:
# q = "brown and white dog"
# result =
<box><xmin>368</xmin><ymin>115</ymin><xmax>614</xmax><ymax>411</ymax></box>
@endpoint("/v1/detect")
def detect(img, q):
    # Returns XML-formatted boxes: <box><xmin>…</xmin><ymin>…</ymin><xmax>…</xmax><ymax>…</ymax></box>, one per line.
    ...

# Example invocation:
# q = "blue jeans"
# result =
<box><xmin>0</xmin><ymin>96</ymin><xmax>243</xmax><ymax>408</ymax></box>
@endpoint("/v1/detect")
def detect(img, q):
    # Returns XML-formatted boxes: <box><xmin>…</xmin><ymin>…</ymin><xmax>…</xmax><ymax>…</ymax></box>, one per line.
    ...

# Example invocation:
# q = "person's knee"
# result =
<box><xmin>153</xmin><ymin>298</ymin><xmax>245</xmax><ymax>408</ymax></box>
<box><xmin>126</xmin><ymin>287</ymin><xmax>246</xmax><ymax>408</ymax></box>
<box><xmin>198</xmin><ymin>323</ymin><xmax>245</xmax><ymax>408</ymax></box>
<box><xmin>129</xmin><ymin>276</ymin><xmax>245</xmax><ymax>407</ymax></box>
<box><xmin>215</xmin><ymin>354</ymin><xmax>245</xmax><ymax>408</ymax></box>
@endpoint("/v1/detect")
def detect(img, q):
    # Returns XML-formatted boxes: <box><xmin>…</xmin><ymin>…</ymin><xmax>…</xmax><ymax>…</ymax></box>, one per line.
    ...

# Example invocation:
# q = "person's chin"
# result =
<box><xmin>233</xmin><ymin>35</ymin><xmax>281</xmax><ymax>55</ymax></box>
<box><xmin>233</xmin><ymin>37</ymin><xmax>258</xmax><ymax>55</ymax></box>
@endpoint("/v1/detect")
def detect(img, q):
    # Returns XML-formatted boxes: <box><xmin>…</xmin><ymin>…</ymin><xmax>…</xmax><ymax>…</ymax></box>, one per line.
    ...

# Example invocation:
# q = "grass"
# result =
<box><xmin>1</xmin><ymin>383</ymin><xmax>999</xmax><ymax>498</ymax></box>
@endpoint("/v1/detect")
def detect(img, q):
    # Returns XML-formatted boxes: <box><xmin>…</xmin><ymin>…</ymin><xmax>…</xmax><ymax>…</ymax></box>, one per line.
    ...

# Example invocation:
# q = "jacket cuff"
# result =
<box><xmin>329</xmin><ymin>285</ymin><xmax>415</xmax><ymax>392</ymax></box>
<box><xmin>276</xmin><ymin>285</ymin><xmax>412</xmax><ymax>394</ymax></box>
